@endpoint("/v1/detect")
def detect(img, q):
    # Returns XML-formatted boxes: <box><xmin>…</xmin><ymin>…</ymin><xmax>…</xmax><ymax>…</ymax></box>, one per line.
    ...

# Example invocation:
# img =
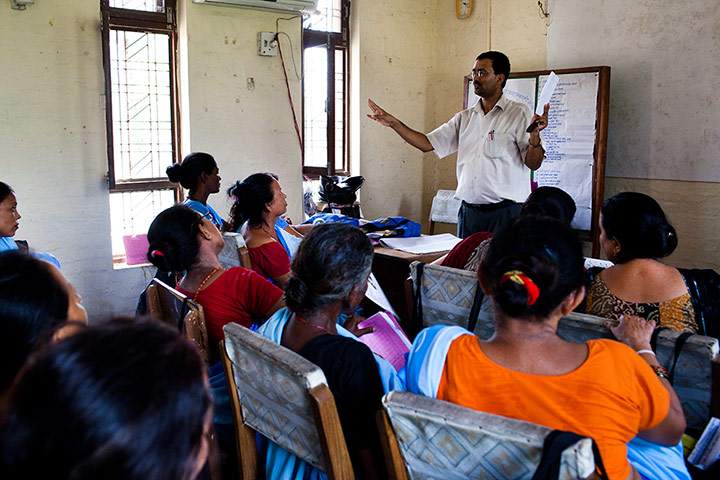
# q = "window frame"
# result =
<box><xmin>302</xmin><ymin>0</ymin><xmax>350</xmax><ymax>177</ymax></box>
<box><xmin>100</xmin><ymin>0</ymin><xmax>181</xmax><ymax>193</ymax></box>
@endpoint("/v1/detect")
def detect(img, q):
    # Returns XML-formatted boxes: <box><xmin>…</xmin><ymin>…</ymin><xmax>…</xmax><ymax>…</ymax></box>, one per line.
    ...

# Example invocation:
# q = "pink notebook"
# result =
<box><xmin>358</xmin><ymin>311</ymin><xmax>412</xmax><ymax>372</ymax></box>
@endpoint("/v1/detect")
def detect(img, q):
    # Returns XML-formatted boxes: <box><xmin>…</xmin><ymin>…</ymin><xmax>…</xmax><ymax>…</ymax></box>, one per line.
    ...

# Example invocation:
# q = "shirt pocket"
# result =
<box><xmin>483</xmin><ymin>132</ymin><xmax>514</xmax><ymax>159</ymax></box>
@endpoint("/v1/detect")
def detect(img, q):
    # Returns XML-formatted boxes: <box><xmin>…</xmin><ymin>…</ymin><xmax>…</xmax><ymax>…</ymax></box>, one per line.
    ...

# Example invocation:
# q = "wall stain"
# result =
<box><xmin>48</xmin><ymin>19</ymin><xmax>54</xmax><ymax>27</ymax></box>
<box><xmin>76</xmin><ymin>20</ymin><xmax>86</xmax><ymax>31</ymax></box>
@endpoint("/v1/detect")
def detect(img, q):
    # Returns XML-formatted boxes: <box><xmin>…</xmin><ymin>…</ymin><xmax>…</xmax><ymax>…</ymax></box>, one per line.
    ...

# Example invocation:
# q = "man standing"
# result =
<box><xmin>368</xmin><ymin>51</ymin><xmax>548</xmax><ymax>237</ymax></box>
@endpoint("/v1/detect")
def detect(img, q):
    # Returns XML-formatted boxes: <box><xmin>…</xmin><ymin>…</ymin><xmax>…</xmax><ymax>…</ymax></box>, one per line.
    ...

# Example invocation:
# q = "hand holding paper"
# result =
<box><xmin>527</xmin><ymin>70</ymin><xmax>558</xmax><ymax>132</ymax></box>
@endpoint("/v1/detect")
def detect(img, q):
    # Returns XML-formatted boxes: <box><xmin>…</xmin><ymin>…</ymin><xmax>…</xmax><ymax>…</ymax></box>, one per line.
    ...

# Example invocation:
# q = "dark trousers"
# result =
<box><xmin>457</xmin><ymin>200</ymin><xmax>522</xmax><ymax>238</ymax></box>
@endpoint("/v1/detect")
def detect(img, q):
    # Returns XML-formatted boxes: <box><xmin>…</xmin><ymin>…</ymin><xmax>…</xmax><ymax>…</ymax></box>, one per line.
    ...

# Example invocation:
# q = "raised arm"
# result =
<box><xmin>524</xmin><ymin>103</ymin><xmax>549</xmax><ymax>170</ymax></box>
<box><xmin>608</xmin><ymin>315</ymin><xmax>686</xmax><ymax>446</ymax></box>
<box><xmin>367</xmin><ymin>99</ymin><xmax>433</xmax><ymax>153</ymax></box>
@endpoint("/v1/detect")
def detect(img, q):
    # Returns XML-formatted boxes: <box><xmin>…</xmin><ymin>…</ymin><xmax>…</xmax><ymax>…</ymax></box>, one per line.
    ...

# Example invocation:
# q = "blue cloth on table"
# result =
<box><xmin>302</xmin><ymin>213</ymin><xmax>360</xmax><ymax>227</ymax></box>
<box><xmin>182</xmin><ymin>199</ymin><xmax>225</xmax><ymax>229</ymax></box>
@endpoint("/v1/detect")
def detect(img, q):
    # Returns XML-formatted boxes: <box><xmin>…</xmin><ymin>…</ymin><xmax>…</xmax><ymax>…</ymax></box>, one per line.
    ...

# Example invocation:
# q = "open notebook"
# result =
<box><xmin>358</xmin><ymin>311</ymin><xmax>411</xmax><ymax>372</ymax></box>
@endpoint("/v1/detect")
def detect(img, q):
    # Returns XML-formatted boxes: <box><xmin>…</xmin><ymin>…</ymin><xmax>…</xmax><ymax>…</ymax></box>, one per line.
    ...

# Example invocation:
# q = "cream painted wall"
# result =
<box><xmin>0</xmin><ymin>0</ymin><xmax>305</xmax><ymax>318</ymax></box>
<box><xmin>351</xmin><ymin>0</ymin><xmax>438</xmax><ymax>222</ymax></box>
<box><xmin>182</xmin><ymin>2</ymin><xmax>305</xmax><ymax>224</ymax></box>
<box><xmin>352</xmin><ymin>0</ymin><xmax>548</xmax><ymax>231</ymax></box>
<box><xmin>0</xmin><ymin>0</ymin><xmax>156</xmax><ymax>319</ymax></box>
<box><xmin>546</xmin><ymin>0</ymin><xmax>720</xmax><ymax>271</ymax></box>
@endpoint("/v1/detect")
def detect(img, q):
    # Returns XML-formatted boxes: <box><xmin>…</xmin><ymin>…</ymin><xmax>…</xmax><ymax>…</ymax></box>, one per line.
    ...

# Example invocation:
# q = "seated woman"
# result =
<box><xmin>227</xmin><ymin>173</ymin><xmax>311</xmax><ymax>288</ymax></box>
<box><xmin>0</xmin><ymin>319</ymin><xmax>212</xmax><ymax>480</ymax></box>
<box><xmin>437</xmin><ymin>186</ymin><xmax>576</xmax><ymax>271</ymax></box>
<box><xmin>406</xmin><ymin>216</ymin><xmax>687</xmax><ymax>480</ymax></box>
<box><xmin>586</xmin><ymin>192</ymin><xmax>696</xmax><ymax>332</ymax></box>
<box><xmin>258</xmin><ymin>223</ymin><xmax>402</xmax><ymax>480</ymax></box>
<box><xmin>167</xmin><ymin>152</ymin><xmax>225</xmax><ymax>230</ymax></box>
<box><xmin>146</xmin><ymin>205</ymin><xmax>284</xmax><ymax>363</ymax></box>
<box><xmin>0</xmin><ymin>251</ymin><xmax>87</xmax><ymax>394</ymax></box>
<box><xmin>0</xmin><ymin>182</ymin><xmax>60</xmax><ymax>267</ymax></box>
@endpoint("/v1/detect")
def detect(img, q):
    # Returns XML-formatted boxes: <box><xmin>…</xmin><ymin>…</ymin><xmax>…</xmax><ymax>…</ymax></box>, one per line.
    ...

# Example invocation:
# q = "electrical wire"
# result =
<box><xmin>278</xmin><ymin>39</ymin><xmax>304</xmax><ymax>158</ymax></box>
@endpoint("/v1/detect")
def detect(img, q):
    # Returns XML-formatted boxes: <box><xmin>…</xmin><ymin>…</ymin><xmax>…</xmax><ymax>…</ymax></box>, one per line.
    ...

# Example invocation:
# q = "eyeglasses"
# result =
<box><xmin>470</xmin><ymin>69</ymin><xmax>494</xmax><ymax>78</ymax></box>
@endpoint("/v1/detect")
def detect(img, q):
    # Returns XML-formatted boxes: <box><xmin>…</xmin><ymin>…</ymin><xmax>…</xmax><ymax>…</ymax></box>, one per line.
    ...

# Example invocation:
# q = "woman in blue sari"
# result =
<box><xmin>258</xmin><ymin>223</ymin><xmax>402</xmax><ymax>479</ymax></box>
<box><xmin>167</xmin><ymin>152</ymin><xmax>226</xmax><ymax>230</ymax></box>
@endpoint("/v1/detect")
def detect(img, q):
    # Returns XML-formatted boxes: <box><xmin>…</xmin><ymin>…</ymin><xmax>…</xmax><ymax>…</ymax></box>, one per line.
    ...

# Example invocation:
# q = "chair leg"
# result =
<box><xmin>376</xmin><ymin>410</ymin><xmax>409</xmax><ymax>480</ymax></box>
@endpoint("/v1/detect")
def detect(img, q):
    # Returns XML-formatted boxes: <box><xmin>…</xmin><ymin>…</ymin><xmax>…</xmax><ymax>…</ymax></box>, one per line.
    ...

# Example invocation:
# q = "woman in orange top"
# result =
<box><xmin>406</xmin><ymin>216</ymin><xmax>687</xmax><ymax>480</ymax></box>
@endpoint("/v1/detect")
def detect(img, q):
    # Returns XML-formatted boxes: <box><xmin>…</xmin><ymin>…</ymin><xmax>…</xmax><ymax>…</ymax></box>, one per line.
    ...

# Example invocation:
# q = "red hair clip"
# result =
<box><xmin>150</xmin><ymin>250</ymin><xmax>165</xmax><ymax>258</ymax></box>
<box><xmin>500</xmin><ymin>270</ymin><xmax>540</xmax><ymax>306</ymax></box>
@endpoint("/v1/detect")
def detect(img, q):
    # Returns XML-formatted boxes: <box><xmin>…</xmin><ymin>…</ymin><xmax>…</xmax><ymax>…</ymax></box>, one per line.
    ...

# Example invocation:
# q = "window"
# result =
<box><xmin>302</xmin><ymin>0</ymin><xmax>350</xmax><ymax>176</ymax></box>
<box><xmin>101</xmin><ymin>0</ymin><xmax>180</xmax><ymax>260</ymax></box>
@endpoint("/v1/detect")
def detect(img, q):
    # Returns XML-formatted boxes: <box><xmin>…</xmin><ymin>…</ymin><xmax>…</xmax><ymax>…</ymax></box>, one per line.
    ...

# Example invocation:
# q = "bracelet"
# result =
<box><xmin>650</xmin><ymin>365</ymin><xmax>669</xmax><ymax>379</ymax></box>
<box><xmin>636</xmin><ymin>349</ymin><xmax>655</xmax><ymax>356</ymax></box>
<box><xmin>529</xmin><ymin>141</ymin><xmax>542</xmax><ymax>148</ymax></box>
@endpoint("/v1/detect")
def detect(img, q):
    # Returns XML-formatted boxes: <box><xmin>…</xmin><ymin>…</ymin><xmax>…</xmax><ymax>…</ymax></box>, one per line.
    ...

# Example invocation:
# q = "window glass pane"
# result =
<box><xmin>109</xmin><ymin>190</ymin><xmax>174</xmax><ymax>257</ymax></box>
<box><xmin>109</xmin><ymin>29</ymin><xmax>173</xmax><ymax>181</ymax></box>
<box><xmin>109</xmin><ymin>0</ymin><xmax>165</xmax><ymax>12</ymax></box>
<box><xmin>304</xmin><ymin>0</ymin><xmax>341</xmax><ymax>33</ymax></box>
<box><xmin>304</xmin><ymin>46</ymin><xmax>328</xmax><ymax>169</ymax></box>
<box><xmin>334</xmin><ymin>49</ymin><xmax>345</xmax><ymax>173</ymax></box>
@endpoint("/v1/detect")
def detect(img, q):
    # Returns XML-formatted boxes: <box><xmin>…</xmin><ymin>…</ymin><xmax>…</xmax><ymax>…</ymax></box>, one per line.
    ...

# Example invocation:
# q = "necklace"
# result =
<box><xmin>194</xmin><ymin>267</ymin><xmax>224</xmax><ymax>301</ymax></box>
<box><xmin>293</xmin><ymin>314</ymin><xmax>335</xmax><ymax>335</ymax></box>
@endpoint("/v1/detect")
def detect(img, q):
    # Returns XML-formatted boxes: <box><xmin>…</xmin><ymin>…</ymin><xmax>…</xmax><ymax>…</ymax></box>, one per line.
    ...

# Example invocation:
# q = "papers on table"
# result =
<box><xmin>364</xmin><ymin>273</ymin><xmax>397</xmax><ymax>317</ymax></box>
<box><xmin>380</xmin><ymin>233</ymin><xmax>461</xmax><ymax>255</ymax></box>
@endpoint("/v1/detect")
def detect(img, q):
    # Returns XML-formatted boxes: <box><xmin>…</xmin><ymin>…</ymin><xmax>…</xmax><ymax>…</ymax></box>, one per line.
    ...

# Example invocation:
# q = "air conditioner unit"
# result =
<box><xmin>192</xmin><ymin>0</ymin><xmax>318</xmax><ymax>16</ymax></box>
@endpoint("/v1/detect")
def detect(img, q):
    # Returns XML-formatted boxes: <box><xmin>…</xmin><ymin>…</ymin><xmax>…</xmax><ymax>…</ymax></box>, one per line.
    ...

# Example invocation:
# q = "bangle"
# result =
<box><xmin>529</xmin><ymin>141</ymin><xmax>542</xmax><ymax>148</ymax></box>
<box><xmin>650</xmin><ymin>365</ymin><xmax>669</xmax><ymax>379</ymax></box>
<box><xmin>636</xmin><ymin>349</ymin><xmax>655</xmax><ymax>356</ymax></box>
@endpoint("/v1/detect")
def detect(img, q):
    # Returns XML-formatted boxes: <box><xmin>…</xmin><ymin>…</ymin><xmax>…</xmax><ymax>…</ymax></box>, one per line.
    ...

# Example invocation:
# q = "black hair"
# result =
<box><xmin>477</xmin><ymin>51</ymin><xmax>511</xmax><ymax>88</ymax></box>
<box><xmin>0</xmin><ymin>182</ymin><xmax>13</xmax><ymax>203</ymax></box>
<box><xmin>0</xmin><ymin>251</ymin><xmax>69</xmax><ymax>392</ymax></box>
<box><xmin>285</xmin><ymin>223</ymin><xmax>373</xmax><ymax>317</ymax></box>
<box><xmin>0</xmin><ymin>319</ymin><xmax>211</xmax><ymax>480</ymax></box>
<box><xmin>226</xmin><ymin>172</ymin><xmax>278</xmax><ymax>231</ymax></box>
<box><xmin>481</xmin><ymin>216</ymin><xmax>584</xmax><ymax>319</ymax></box>
<box><xmin>146</xmin><ymin>205</ymin><xmax>203</xmax><ymax>272</ymax></box>
<box><xmin>521</xmin><ymin>186</ymin><xmax>577</xmax><ymax>225</ymax></box>
<box><xmin>166</xmin><ymin>152</ymin><xmax>217</xmax><ymax>191</ymax></box>
<box><xmin>601</xmin><ymin>192</ymin><xmax>677</xmax><ymax>262</ymax></box>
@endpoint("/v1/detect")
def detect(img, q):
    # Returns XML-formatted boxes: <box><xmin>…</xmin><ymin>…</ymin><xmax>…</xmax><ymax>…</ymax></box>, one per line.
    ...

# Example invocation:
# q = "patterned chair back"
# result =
<box><xmin>379</xmin><ymin>391</ymin><xmax>597</xmax><ymax>480</ymax></box>
<box><xmin>222</xmin><ymin>323</ymin><xmax>353</xmax><ymax>476</ymax></box>
<box><xmin>218</xmin><ymin>232</ymin><xmax>252</xmax><ymax>270</ymax></box>
<box><xmin>409</xmin><ymin>262</ymin><xmax>720</xmax><ymax>433</ymax></box>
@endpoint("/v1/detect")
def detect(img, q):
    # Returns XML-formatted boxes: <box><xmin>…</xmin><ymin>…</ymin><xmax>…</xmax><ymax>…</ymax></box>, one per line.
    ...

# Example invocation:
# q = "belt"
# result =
<box><xmin>462</xmin><ymin>199</ymin><xmax>518</xmax><ymax>212</ymax></box>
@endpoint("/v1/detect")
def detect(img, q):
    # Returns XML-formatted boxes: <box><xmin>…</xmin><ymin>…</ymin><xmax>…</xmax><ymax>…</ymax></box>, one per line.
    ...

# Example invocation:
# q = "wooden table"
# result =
<box><xmin>370</xmin><ymin>246</ymin><xmax>447</xmax><ymax>329</ymax></box>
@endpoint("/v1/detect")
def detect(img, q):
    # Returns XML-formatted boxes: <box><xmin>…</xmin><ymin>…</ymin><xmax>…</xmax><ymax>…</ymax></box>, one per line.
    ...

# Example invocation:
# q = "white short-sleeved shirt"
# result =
<box><xmin>427</xmin><ymin>94</ymin><xmax>533</xmax><ymax>205</ymax></box>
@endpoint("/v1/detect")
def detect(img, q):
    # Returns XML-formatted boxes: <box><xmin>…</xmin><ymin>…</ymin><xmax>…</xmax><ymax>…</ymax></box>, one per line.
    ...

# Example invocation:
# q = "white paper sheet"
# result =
<box><xmin>380</xmin><ymin>234</ymin><xmax>461</xmax><ymax>255</ymax></box>
<box><xmin>535</xmin><ymin>71</ymin><xmax>559</xmax><ymax>114</ymax></box>
<box><xmin>364</xmin><ymin>273</ymin><xmax>397</xmax><ymax>317</ymax></box>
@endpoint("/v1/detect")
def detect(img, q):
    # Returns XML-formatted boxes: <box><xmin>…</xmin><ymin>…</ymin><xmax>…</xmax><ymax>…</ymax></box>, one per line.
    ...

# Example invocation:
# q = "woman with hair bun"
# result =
<box><xmin>227</xmin><ymin>173</ymin><xmax>311</xmax><ymax>289</ymax></box>
<box><xmin>257</xmin><ymin>223</ymin><xmax>402</xmax><ymax>480</ymax></box>
<box><xmin>406</xmin><ymin>216</ymin><xmax>688</xmax><ymax>480</ymax></box>
<box><xmin>146</xmin><ymin>205</ymin><xmax>283</xmax><ymax>362</ymax></box>
<box><xmin>587</xmin><ymin>192</ymin><xmax>696</xmax><ymax>332</ymax></box>
<box><xmin>166</xmin><ymin>152</ymin><xmax>225</xmax><ymax>230</ymax></box>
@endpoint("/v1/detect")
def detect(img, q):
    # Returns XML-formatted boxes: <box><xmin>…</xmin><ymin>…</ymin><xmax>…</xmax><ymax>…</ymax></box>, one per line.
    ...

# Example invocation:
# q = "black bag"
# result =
<box><xmin>319</xmin><ymin>175</ymin><xmax>364</xmax><ymax>205</ymax></box>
